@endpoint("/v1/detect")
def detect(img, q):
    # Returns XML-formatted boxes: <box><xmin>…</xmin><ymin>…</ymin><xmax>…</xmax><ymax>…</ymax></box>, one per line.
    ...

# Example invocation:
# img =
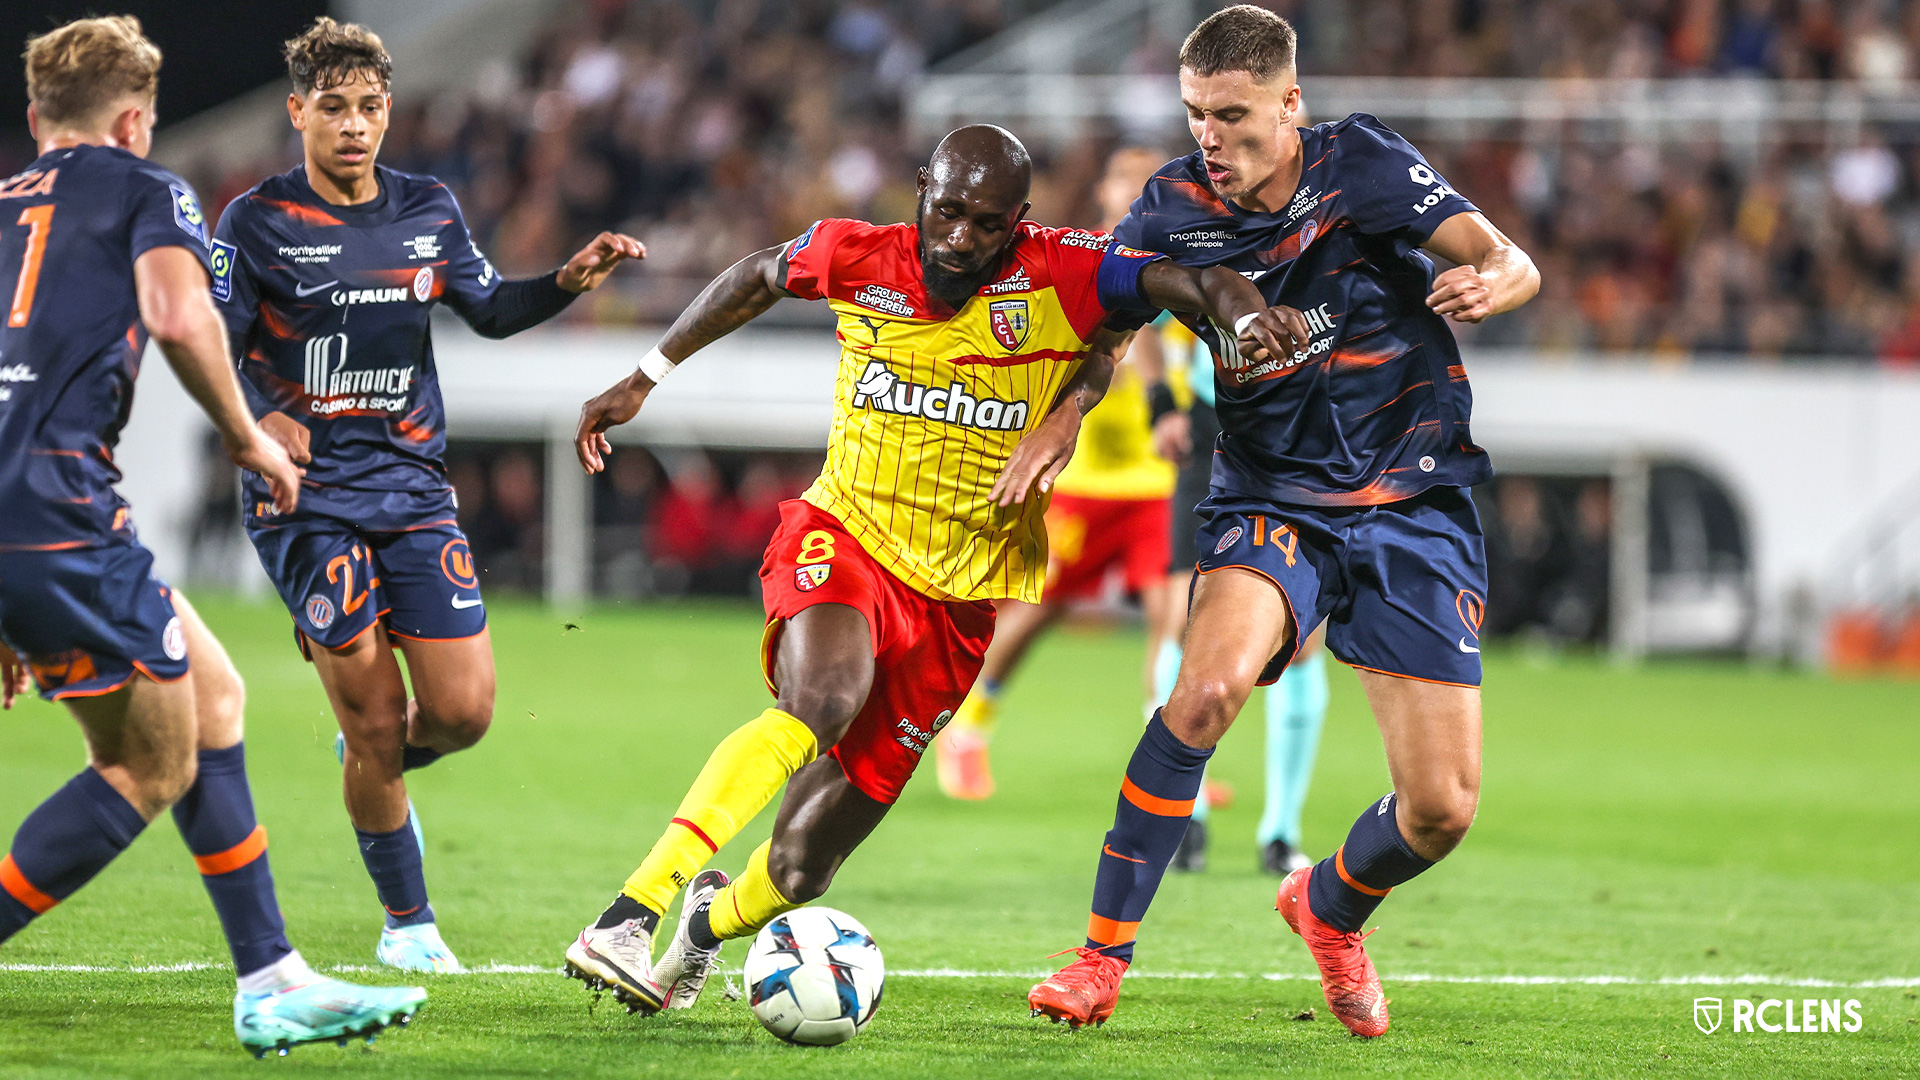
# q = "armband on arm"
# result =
<box><xmin>638</xmin><ymin>346</ymin><xmax>677</xmax><ymax>383</ymax></box>
<box><xmin>1147</xmin><ymin>381</ymin><xmax>1179</xmax><ymax>425</ymax></box>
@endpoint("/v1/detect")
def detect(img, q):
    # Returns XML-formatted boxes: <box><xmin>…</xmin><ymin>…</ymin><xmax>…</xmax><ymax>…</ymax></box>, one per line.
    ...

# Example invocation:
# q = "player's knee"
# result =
<box><xmin>1401</xmin><ymin>784</ymin><xmax>1478</xmax><ymax>857</ymax></box>
<box><xmin>418</xmin><ymin>699</ymin><xmax>492</xmax><ymax>750</ymax></box>
<box><xmin>129</xmin><ymin>740</ymin><xmax>198</xmax><ymax>813</ymax></box>
<box><xmin>776</xmin><ymin>681</ymin><xmax>864</xmax><ymax>745</ymax></box>
<box><xmin>766</xmin><ymin>845</ymin><xmax>833</xmax><ymax>904</ymax></box>
<box><xmin>195</xmin><ymin>662</ymin><xmax>247</xmax><ymax>736</ymax></box>
<box><xmin>1165</xmin><ymin>677</ymin><xmax>1244</xmax><ymax>745</ymax></box>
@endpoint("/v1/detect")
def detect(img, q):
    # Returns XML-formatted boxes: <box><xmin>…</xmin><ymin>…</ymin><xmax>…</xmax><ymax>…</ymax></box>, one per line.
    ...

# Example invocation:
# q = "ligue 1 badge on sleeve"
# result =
<box><xmin>1694</xmin><ymin>998</ymin><xmax>1722</xmax><ymax>1034</ymax></box>
<box><xmin>209</xmin><ymin>240</ymin><xmax>238</xmax><ymax>303</ymax></box>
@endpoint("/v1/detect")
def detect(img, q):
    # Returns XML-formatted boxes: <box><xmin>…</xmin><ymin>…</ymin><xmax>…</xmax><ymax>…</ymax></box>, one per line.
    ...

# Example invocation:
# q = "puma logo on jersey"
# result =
<box><xmin>849</xmin><ymin>360</ymin><xmax>1030</xmax><ymax>432</ymax></box>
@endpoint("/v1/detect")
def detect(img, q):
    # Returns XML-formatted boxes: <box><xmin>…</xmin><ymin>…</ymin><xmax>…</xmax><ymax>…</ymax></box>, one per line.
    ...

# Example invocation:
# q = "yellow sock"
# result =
<box><xmin>705</xmin><ymin>840</ymin><xmax>799</xmax><ymax>941</ymax></box>
<box><xmin>953</xmin><ymin>687</ymin><xmax>998</xmax><ymax>739</ymax></box>
<box><xmin>621</xmin><ymin>709</ymin><xmax>817</xmax><ymax>915</ymax></box>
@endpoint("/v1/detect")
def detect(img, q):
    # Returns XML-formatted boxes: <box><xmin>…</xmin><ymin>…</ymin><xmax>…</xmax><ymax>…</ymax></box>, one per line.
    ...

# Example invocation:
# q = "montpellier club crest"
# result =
<box><xmin>989</xmin><ymin>298</ymin><xmax>1030</xmax><ymax>351</ymax></box>
<box><xmin>1694</xmin><ymin>998</ymin><xmax>1722</xmax><ymax>1034</ymax></box>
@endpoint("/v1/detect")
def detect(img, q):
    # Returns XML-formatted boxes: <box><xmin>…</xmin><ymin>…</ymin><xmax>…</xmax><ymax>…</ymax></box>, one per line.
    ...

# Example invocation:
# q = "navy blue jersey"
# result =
<box><xmin>0</xmin><ymin>145</ymin><xmax>214</xmax><ymax>550</ymax></box>
<box><xmin>1115</xmin><ymin>113</ymin><xmax>1492</xmax><ymax>508</ymax></box>
<box><xmin>214</xmin><ymin>165</ymin><xmax>561</xmax><ymax>529</ymax></box>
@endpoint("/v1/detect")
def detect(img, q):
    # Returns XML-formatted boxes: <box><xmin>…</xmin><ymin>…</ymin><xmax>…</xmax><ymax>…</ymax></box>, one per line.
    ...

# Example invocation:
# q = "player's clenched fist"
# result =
<box><xmin>1236</xmin><ymin>305</ymin><xmax>1313</xmax><ymax>362</ymax></box>
<box><xmin>1426</xmin><ymin>264</ymin><xmax>1494</xmax><ymax>323</ymax></box>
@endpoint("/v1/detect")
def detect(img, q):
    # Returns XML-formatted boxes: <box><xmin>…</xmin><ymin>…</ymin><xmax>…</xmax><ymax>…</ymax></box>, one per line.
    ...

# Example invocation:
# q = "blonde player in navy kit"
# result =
<box><xmin>215</xmin><ymin>19</ymin><xmax>643</xmax><ymax>972</ymax></box>
<box><xmin>0</xmin><ymin>16</ymin><xmax>425</xmax><ymax>1056</ymax></box>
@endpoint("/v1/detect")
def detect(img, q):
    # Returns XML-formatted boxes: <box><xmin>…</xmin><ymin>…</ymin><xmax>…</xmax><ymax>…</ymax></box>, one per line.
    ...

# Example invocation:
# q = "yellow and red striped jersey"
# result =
<box><xmin>778</xmin><ymin>218</ymin><xmax>1161</xmax><ymax>603</ymax></box>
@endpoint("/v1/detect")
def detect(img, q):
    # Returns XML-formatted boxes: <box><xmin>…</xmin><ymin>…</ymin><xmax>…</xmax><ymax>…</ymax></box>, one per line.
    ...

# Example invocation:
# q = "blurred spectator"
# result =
<box><xmin>175</xmin><ymin>0</ymin><xmax>1920</xmax><ymax>360</ymax></box>
<box><xmin>648</xmin><ymin>450</ymin><xmax>727</xmax><ymax>594</ymax></box>
<box><xmin>454</xmin><ymin>445</ymin><xmax>546</xmax><ymax>592</ymax></box>
<box><xmin>594</xmin><ymin>447</ymin><xmax>666</xmax><ymax>596</ymax></box>
<box><xmin>1481</xmin><ymin>474</ymin><xmax>1612</xmax><ymax>644</ymax></box>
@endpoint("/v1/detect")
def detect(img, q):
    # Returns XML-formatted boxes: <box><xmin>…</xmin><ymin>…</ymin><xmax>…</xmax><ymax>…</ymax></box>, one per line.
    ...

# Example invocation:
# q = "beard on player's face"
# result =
<box><xmin>918</xmin><ymin>202</ymin><xmax>1009</xmax><ymax>307</ymax></box>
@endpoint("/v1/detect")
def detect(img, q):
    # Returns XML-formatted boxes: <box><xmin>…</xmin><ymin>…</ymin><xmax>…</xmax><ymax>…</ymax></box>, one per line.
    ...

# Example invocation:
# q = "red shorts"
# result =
<box><xmin>759</xmin><ymin>500</ymin><xmax>996</xmax><ymax>804</ymax></box>
<box><xmin>1043</xmin><ymin>493</ymin><xmax>1172</xmax><ymax>601</ymax></box>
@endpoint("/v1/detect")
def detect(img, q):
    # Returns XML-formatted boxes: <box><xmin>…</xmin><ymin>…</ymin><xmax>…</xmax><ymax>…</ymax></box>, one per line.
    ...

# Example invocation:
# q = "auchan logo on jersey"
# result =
<box><xmin>849</xmin><ymin>360</ymin><xmax>1030</xmax><ymax>432</ymax></box>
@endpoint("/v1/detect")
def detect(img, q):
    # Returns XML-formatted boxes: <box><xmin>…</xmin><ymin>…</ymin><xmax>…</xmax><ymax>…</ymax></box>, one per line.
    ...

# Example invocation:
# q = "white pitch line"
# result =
<box><xmin>2</xmin><ymin>963</ymin><xmax>1913</xmax><ymax>988</ymax></box>
<box><xmin>889</xmin><ymin>970</ymin><xmax>1920</xmax><ymax>989</ymax></box>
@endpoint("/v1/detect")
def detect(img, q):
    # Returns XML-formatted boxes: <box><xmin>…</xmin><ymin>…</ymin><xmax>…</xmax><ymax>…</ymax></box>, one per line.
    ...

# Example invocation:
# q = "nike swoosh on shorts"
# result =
<box><xmin>451</xmin><ymin>596</ymin><xmax>483</xmax><ymax>609</ymax></box>
<box><xmin>1457</xmin><ymin>637</ymin><xmax>1480</xmax><ymax>654</ymax></box>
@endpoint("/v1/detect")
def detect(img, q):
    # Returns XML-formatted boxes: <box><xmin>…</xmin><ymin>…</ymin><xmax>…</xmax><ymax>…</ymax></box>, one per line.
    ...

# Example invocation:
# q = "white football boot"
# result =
<box><xmin>650</xmin><ymin>869</ymin><xmax>731</xmax><ymax>1010</ymax></box>
<box><xmin>565</xmin><ymin>911</ymin><xmax>667</xmax><ymax>1014</ymax></box>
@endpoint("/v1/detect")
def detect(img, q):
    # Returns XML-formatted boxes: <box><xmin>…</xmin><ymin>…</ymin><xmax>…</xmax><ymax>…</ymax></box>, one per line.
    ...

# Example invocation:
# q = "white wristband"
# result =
<box><xmin>1233</xmin><ymin>311</ymin><xmax>1261</xmax><ymax>337</ymax></box>
<box><xmin>638</xmin><ymin>346</ymin><xmax>677</xmax><ymax>383</ymax></box>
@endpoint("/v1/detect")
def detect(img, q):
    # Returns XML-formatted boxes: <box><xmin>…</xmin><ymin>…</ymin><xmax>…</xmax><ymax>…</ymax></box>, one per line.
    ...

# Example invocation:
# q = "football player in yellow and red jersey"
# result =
<box><xmin>556</xmin><ymin>125</ymin><xmax>1309</xmax><ymax>1017</ymax></box>
<box><xmin>936</xmin><ymin>146</ymin><xmax>1180</xmax><ymax>802</ymax></box>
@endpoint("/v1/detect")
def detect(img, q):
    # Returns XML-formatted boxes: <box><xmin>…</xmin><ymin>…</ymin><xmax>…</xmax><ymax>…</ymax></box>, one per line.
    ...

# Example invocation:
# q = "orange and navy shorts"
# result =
<box><xmin>0</xmin><ymin>542</ymin><xmax>190</xmax><ymax>699</ymax></box>
<box><xmin>758</xmin><ymin>500</ymin><xmax>995</xmax><ymax>805</ymax></box>
<box><xmin>1043</xmin><ymin>493</ymin><xmax>1172</xmax><ymax>601</ymax></box>
<box><xmin>246</xmin><ymin>513</ymin><xmax>487</xmax><ymax>654</ymax></box>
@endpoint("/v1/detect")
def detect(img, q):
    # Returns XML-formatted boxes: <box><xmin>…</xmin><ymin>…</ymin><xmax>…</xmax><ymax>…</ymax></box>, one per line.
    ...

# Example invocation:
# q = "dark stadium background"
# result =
<box><xmin>0</xmin><ymin>2</ymin><xmax>325</xmax><ymax>169</ymax></box>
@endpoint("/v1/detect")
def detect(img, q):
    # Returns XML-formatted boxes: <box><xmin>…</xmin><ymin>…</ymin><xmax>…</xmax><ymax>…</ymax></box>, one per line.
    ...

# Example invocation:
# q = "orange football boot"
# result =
<box><xmin>1203</xmin><ymin>777</ymin><xmax>1235</xmax><ymax>810</ymax></box>
<box><xmin>1028</xmin><ymin>947</ymin><xmax>1128</xmax><ymax>1028</ymax></box>
<box><xmin>935</xmin><ymin>725</ymin><xmax>995</xmax><ymax>800</ymax></box>
<box><xmin>1276</xmin><ymin>865</ymin><xmax>1390</xmax><ymax>1037</ymax></box>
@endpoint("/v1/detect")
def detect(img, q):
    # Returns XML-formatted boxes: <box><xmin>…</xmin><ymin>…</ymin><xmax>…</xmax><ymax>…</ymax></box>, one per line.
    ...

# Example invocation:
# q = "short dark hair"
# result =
<box><xmin>284</xmin><ymin>17</ymin><xmax>391</xmax><ymax>95</ymax></box>
<box><xmin>1179</xmin><ymin>5</ymin><xmax>1297</xmax><ymax>82</ymax></box>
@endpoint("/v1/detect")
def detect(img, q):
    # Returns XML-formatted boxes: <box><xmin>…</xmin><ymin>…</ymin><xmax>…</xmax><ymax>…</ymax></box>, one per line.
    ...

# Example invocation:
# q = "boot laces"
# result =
<box><xmin>1044</xmin><ymin>947</ymin><xmax>1128</xmax><ymax>994</ymax></box>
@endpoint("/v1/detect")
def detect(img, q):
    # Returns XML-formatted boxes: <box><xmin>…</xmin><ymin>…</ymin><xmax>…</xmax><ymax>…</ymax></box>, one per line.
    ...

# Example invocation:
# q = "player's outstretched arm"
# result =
<box><xmin>1421</xmin><ymin>211</ymin><xmax>1540</xmax><ymax>323</ymax></box>
<box><xmin>1137</xmin><ymin>262</ymin><xmax>1312</xmax><ymax>364</ymax></box>
<box><xmin>134</xmin><ymin>247</ymin><xmax>304</xmax><ymax>513</ymax></box>
<box><xmin>573</xmin><ymin>245</ymin><xmax>789</xmax><ymax>473</ymax></box>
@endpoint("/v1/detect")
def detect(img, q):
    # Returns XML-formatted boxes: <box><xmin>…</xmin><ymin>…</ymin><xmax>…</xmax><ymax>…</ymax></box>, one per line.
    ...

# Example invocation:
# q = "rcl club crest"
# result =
<box><xmin>795</xmin><ymin>565</ymin><xmax>831</xmax><ymax>592</ymax></box>
<box><xmin>989</xmin><ymin>298</ymin><xmax>1030</xmax><ymax>350</ymax></box>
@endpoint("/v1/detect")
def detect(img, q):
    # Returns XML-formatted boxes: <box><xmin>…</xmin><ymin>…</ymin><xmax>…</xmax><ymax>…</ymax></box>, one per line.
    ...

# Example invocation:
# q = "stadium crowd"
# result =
<box><xmin>176</xmin><ymin>0</ymin><xmax>1920</xmax><ymax>365</ymax></box>
<box><xmin>148</xmin><ymin>1</ymin><xmax>1920</xmax><ymax>597</ymax></box>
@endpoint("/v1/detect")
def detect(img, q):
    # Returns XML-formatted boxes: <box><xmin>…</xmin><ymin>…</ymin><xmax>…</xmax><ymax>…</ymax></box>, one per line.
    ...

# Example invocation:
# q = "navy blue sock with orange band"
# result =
<box><xmin>0</xmin><ymin>769</ymin><xmax>147</xmax><ymax>942</ymax></box>
<box><xmin>171</xmin><ymin>743</ymin><xmax>293</xmax><ymax>976</ymax></box>
<box><xmin>1084</xmin><ymin>711</ymin><xmax>1212</xmax><ymax>963</ymax></box>
<box><xmin>356</xmin><ymin>813</ymin><xmax>435</xmax><ymax>929</ymax></box>
<box><xmin>1305</xmin><ymin>792</ymin><xmax>1434</xmax><ymax>932</ymax></box>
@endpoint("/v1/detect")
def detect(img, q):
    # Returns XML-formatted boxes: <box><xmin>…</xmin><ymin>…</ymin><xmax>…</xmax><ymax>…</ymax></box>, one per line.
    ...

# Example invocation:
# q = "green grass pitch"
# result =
<box><xmin>1</xmin><ymin>595</ymin><xmax>1915</xmax><ymax>1078</ymax></box>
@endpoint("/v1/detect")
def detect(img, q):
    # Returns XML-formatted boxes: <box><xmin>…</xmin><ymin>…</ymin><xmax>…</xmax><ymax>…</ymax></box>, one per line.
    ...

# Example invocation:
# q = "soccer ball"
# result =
<box><xmin>743</xmin><ymin>907</ymin><xmax>885</xmax><ymax>1046</ymax></box>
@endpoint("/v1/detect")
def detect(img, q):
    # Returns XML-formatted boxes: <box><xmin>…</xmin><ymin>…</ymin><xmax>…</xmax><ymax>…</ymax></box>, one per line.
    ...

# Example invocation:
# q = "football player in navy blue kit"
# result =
<box><xmin>213</xmin><ymin>19</ymin><xmax>643</xmax><ymax>973</ymax></box>
<box><xmin>0</xmin><ymin>16</ymin><xmax>427</xmax><ymax>1055</ymax></box>
<box><xmin>1030</xmin><ymin>7</ymin><xmax>1538</xmax><ymax>1036</ymax></box>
